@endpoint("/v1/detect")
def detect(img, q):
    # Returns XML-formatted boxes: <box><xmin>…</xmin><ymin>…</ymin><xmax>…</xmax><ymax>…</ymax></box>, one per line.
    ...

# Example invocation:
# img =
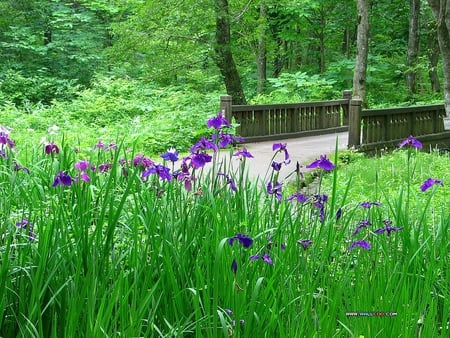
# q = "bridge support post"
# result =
<box><xmin>220</xmin><ymin>95</ymin><xmax>232</xmax><ymax>123</ymax></box>
<box><xmin>348</xmin><ymin>98</ymin><xmax>363</xmax><ymax>147</ymax></box>
<box><xmin>342</xmin><ymin>90</ymin><xmax>352</xmax><ymax>125</ymax></box>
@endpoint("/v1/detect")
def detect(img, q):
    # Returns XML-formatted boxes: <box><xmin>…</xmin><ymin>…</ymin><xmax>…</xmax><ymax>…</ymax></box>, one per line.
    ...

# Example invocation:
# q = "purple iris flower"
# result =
<box><xmin>0</xmin><ymin>150</ymin><xmax>7</xmax><ymax>159</ymax></box>
<box><xmin>352</xmin><ymin>220</ymin><xmax>371</xmax><ymax>236</ymax></box>
<box><xmin>206</xmin><ymin>112</ymin><xmax>232</xmax><ymax>129</ymax></box>
<box><xmin>360</xmin><ymin>201</ymin><xmax>382</xmax><ymax>208</ymax></box>
<box><xmin>267</xmin><ymin>181</ymin><xmax>283</xmax><ymax>201</ymax></box>
<box><xmin>231</xmin><ymin>258</ymin><xmax>238</xmax><ymax>275</ymax></box>
<box><xmin>45</xmin><ymin>142</ymin><xmax>59</xmax><ymax>155</ymax></box>
<box><xmin>16</xmin><ymin>218</ymin><xmax>35</xmax><ymax>241</ymax></box>
<box><xmin>271</xmin><ymin>161</ymin><xmax>283</xmax><ymax>171</ymax></box>
<box><xmin>0</xmin><ymin>131</ymin><xmax>15</xmax><ymax>148</ymax></box>
<box><xmin>13</xmin><ymin>161</ymin><xmax>30</xmax><ymax>173</ymax></box>
<box><xmin>142</xmin><ymin>164</ymin><xmax>172</xmax><ymax>182</ymax></box>
<box><xmin>398</xmin><ymin>135</ymin><xmax>422</xmax><ymax>149</ymax></box>
<box><xmin>75</xmin><ymin>159</ymin><xmax>90</xmax><ymax>172</ymax></box>
<box><xmin>52</xmin><ymin>171</ymin><xmax>73</xmax><ymax>187</ymax></box>
<box><xmin>420</xmin><ymin>178</ymin><xmax>443</xmax><ymax>192</ymax></box>
<box><xmin>375</xmin><ymin>220</ymin><xmax>403</xmax><ymax>236</ymax></box>
<box><xmin>133</xmin><ymin>154</ymin><xmax>154</xmax><ymax>169</ymax></box>
<box><xmin>97</xmin><ymin>163</ymin><xmax>112</xmax><ymax>173</ymax></box>
<box><xmin>272</xmin><ymin>143</ymin><xmax>290</xmax><ymax>161</ymax></box>
<box><xmin>249</xmin><ymin>253</ymin><xmax>273</xmax><ymax>265</ymax></box>
<box><xmin>306</xmin><ymin>155</ymin><xmax>336</xmax><ymax>171</ymax></box>
<box><xmin>287</xmin><ymin>192</ymin><xmax>309</xmax><ymax>203</ymax></box>
<box><xmin>190</xmin><ymin>137</ymin><xmax>218</xmax><ymax>153</ymax></box>
<box><xmin>229</xmin><ymin>233</ymin><xmax>253</xmax><ymax>248</ymax></box>
<box><xmin>161</xmin><ymin>147</ymin><xmax>179</xmax><ymax>163</ymax></box>
<box><xmin>94</xmin><ymin>140</ymin><xmax>105</xmax><ymax>149</ymax></box>
<box><xmin>213</xmin><ymin>133</ymin><xmax>244</xmax><ymax>148</ymax></box>
<box><xmin>336</xmin><ymin>207</ymin><xmax>342</xmax><ymax>220</ymax></box>
<box><xmin>233</xmin><ymin>148</ymin><xmax>254</xmax><ymax>158</ymax></box>
<box><xmin>297</xmin><ymin>239</ymin><xmax>313</xmax><ymax>250</ymax></box>
<box><xmin>218</xmin><ymin>173</ymin><xmax>237</xmax><ymax>192</ymax></box>
<box><xmin>347</xmin><ymin>240</ymin><xmax>371</xmax><ymax>250</ymax></box>
<box><xmin>190</xmin><ymin>152</ymin><xmax>212</xmax><ymax>169</ymax></box>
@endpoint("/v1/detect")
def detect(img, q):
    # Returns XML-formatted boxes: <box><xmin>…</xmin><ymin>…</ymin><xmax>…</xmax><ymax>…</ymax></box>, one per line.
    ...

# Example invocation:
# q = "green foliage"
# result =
<box><xmin>251</xmin><ymin>71</ymin><xmax>339</xmax><ymax>103</ymax></box>
<box><xmin>1</xmin><ymin>77</ymin><xmax>223</xmax><ymax>155</ymax></box>
<box><xmin>0</xmin><ymin>69</ymin><xmax>80</xmax><ymax>105</ymax></box>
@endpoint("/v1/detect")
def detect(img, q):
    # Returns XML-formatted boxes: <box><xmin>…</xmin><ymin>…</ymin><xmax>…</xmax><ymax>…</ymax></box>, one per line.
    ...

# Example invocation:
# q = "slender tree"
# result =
<box><xmin>257</xmin><ymin>2</ymin><xmax>267</xmax><ymax>94</ymax></box>
<box><xmin>427</xmin><ymin>0</ymin><xmax>450</xmax><ymax>115</ymax></box>
<box><xmin>406</xmin><ymin>0</ymin><xmax>421</xmax><ymax>97</ymax></box>
<box><xmin>352</xmin><ymin>0</ymin><xmax>370</xmax><ymax>105</ymax></box>
<box><xmin>213</xmin><ymin>0</ymin><xmax>247</xmax><ymax>104</ymax></box>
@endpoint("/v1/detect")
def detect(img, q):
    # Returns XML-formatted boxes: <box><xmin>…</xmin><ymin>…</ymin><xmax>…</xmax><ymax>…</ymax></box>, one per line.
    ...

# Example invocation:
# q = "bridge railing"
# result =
<box><xmin>220</xmin><ymin>91</ymin><xmax>351</xmax><ymax>143</ymax></box>
<box><xmin>219</xmin><ymin>93</ymin><xmax>450</xmax><ymax>150</ymax></box>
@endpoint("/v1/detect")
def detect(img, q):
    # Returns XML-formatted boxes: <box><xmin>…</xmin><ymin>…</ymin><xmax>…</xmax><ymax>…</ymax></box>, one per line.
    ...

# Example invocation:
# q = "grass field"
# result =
<box><xmin>0</xmin><ymin>115</ymin><xmax>448</xmax><ymax>337</ymax></box>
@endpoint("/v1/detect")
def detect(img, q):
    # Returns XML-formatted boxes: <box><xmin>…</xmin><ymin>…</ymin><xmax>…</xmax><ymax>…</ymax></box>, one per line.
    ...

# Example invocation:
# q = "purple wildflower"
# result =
<box><xmin>13</xmin><ymin>161</ymin><xmax>30</xmax><ymax>174</ymax></box>
<box><xmin>420</xmin><ymin>178</ymin><xmax>443</xmax><ymax>192</ymax></box>
<box><xmin>233</xmin><ymin>148</ymin><xmax>254</xmax><ymax>158</ymax></box>
<box><xmin>16</xmin><ymin>218</ymin><xmax>35</xmax><ymax>241</ymax></box>
<box><xmin>225</xmin><ymin>309</ymin><xmax>233</xmax><ymax>316</ymax></box>
<box><xmin>306</xmin><ymin>155</ymin><xmax>336</xmax><ymax>171</ymax></box>
<box><xmin>218</xmin><ymin>173</ymin><xmax>237</xmax><ymax>192</ymax></box>
<box><xmin>190</xmin><ymin>152</ymin><xmax>212</xmax><ymax>169</ymax></box>
<box><xmin>44</xmin><ymin>142</ymin><xmax>59</xmax><ymax>155</ymax></box>
<box><xmin>97</xmin><ymin>163</ymin><xmax>112</xmax><ymax>173</ymax></box>
<box><xmin>75</xmin><ymin>159</ymin><xmax>90</xmax><ymax>172</ymax></box>
<box><xmin>0</xmin><ymin>150</ymin><xmax>7</xmax><ymax>159</ymax></box>
<box><xmin>287</xmin><ymin>192</ymin><xmax>309</xmax><ymax>203</ymax></box>
<box><xmin>249</xmin><ymin>253</ymin><xmax>273</xmax><ymax>265</ymax></box>
<box><xmin>347</xmin><ymin>240</ymin><xmax>371</xmax><ymax>250</ymax></box>
<box><xmin>398</xmin><ymin>135</ymin><xmax>422</xmax><ymax>149</ymax></box>
<box><xmin>213</xmin><ymin>132</ymin><xmax>244</xmax><ymax>148</ymax></box>
<box><xmin>190</xmin><ymin>137</ymin><xmax>218</xmax><ymax>153</ymax></box>
<box><xmin>231</xmin><ymin>258</ymin><xmax>238</xmax><ymax>275</ymax></box>
<box><xmin>297</xmin><ymin>239</ymin><xmax>313</xmax><ymax>250</ymax></box>
<box><xmin>52</xmin><ymin>171</ymin><xmax>73</xmax><ymax>187</ymax></box>
<box><xmin>206</xmin><ymin>112</ymin><xmax>232</xmax><ymax>129</ymax></box>
<box><xmin>272</xmin><ymin>143</ymin><xmax>290</xmax><ymax>162</ymax></box>
<box><xmin>142</xmin><ymin>164</ymin><xmax>172</xmax><ymax>182</ymax></box>
<box><xmin>161</xmin><ymin>147</ymin><xmax>179</xmax><ymax>163</ymax></box>
<box><xmin>132</xmin><ymin>154</ymin><xmax>154</xmax><ymax>169</ymax></box>
<box><xmin>360</xmin><ymin>201</ymin><xmax>382</xmax><ymax>208</ymax></box>
<box><xmin>271</xmin><ymin>161</ymin><xmax>283</xmax><ymax>171</ymax></box>
<box><xmin>375</xmin><ymin>220</ymin><xmax>403</xmax><ymax>236</ymax></box>
<box><xmin>0</xmin><ymin>131</ymin><xmax>15</xmax><ymax>148</ymax></box>
<box><xmin>94</xmin><ymin>140</ymin><xmax>105</xmax><ymax>149</ymax></box>
<box><xmin>229</xmin><ymin>233</ymin><xmax>253</xmax><ymax>248</ymax></box>
<box><xmin>336</xmin><ymin>208</ymin><xmax>342</xmax><ymax>220</ymax></box>
<box><xmin>352</xmin><ymin>220</ymin><xmax>371</xmax><ymax>236</ymax></box>
<box><xmin>267</xmin><ymin>181</ymin><xmax>283</xmax><ymax>201</ymax></box>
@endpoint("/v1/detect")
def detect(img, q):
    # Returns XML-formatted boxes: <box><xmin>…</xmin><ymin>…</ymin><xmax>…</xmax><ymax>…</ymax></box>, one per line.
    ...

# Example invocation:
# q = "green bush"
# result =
<box><xmin>0</xmin><ymin>69</ymin><xmax>80</xmax><ymax>105</ymax></box>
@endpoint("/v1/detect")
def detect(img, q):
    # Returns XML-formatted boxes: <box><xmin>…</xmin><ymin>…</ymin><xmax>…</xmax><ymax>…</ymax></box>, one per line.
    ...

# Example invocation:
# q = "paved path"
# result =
<box><xmin>218</xmin><ymin>132</ymin><xmax>348</xmax><ymax>181</ymax></box>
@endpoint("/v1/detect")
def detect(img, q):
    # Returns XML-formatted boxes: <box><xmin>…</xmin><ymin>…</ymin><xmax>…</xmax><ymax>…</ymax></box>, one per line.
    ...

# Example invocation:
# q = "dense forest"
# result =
<box><xmin>1</xmin><ymin>0</ymin><xmax>449</xmax><ymax>152</ymax></box>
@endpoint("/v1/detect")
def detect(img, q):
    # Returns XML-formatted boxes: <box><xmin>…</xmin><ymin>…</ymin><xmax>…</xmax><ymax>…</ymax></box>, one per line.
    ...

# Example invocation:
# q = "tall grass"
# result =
<box><xmin>0</xmin><ymin>121</ymin><xmax>448</xmax><ymax>337</ymax></box>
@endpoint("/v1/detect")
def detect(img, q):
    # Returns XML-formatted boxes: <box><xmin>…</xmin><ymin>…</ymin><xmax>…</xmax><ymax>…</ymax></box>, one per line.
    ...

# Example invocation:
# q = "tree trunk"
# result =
<box><xmin>352</xmin><ymin>0</ymin><xmax>370</xmax><ymax>106</ymax></box>
<box><xmin>257</xmin><ymin>3</ymin><xmax>267</xmax><ymax>94</ymax></box>
<box><xmin>406</xmin><ymin>0</ymin><xmax>420</xmax><ymax>98</ymax></box>
<box><xmin>427</xmin><ymin>22</ymin><xmax>441</xmax><ymax>92</ymax></box>
<box><xmin>213</xmin><ymin>0</ymin><xmax>246</xmax><ymax>105</ymax></box>
<box><xmin>427</xmin><ymin>0</ymin><xmax>450</xmax><ymax>115</ymax></box>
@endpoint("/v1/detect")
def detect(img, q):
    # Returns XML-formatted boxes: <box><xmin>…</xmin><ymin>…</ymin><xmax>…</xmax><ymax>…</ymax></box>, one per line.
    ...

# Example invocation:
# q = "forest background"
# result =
<box><xmin>0</xmin><ymin>0</ymin><xmax>447</xmax><ymax>154</ymax></box>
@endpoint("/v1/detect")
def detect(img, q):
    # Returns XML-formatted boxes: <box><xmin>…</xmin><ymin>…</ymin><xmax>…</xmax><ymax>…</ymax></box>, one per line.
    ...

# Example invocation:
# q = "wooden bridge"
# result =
<box><xmin>219</xmin><ymin>91</ymin><xmax>450</xmax><ymax>152</ymax></box>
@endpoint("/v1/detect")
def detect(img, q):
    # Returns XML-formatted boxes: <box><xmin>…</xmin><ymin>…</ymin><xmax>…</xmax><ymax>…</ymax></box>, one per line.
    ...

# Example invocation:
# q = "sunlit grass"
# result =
<box><xmin>0</xmin><ymin>122</ymin><xmax>449</xmax><ymax>337</ymax></box>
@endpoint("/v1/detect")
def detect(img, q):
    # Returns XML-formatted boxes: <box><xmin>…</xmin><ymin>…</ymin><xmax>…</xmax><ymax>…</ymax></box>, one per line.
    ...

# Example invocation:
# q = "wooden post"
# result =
<box><xmin>220</xmin><ymin>95</ymin><xmax>232</xmax><ymax>123</ymax></box>
<box><xmin>348</xmin><ymin>98</ymin><xmax>362</xmax><ymax>147</ymax></box>
<box><xmin>342</xmin><ymin>90</ymin><xmax>352</xmax><ymax>125</ymax></box>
